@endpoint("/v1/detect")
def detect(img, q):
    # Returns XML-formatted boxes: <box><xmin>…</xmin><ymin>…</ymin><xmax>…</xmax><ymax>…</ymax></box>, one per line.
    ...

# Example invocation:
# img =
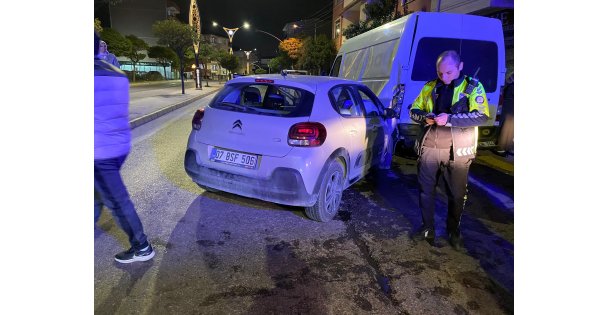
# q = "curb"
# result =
<box><xmin>129</xmin><ymin>87</ymin><xmax>221</xmax><ymax>129</ymax></box>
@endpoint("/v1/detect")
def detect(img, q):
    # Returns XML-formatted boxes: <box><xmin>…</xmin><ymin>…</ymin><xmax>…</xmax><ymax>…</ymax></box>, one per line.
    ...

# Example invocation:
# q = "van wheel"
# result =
<box><xmin>305</xmin><ymin>159</ymin><xmax>344</xmax><ymax>222</ymax></box>
<box><xmin>197</xmin><ymin>184</ymin><xmax>219</xmax><ymax>193</ymax></box>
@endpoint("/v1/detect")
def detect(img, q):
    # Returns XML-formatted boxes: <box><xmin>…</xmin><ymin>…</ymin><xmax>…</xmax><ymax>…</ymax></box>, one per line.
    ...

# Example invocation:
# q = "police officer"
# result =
<box><xmin>409</xmin><ymin>50</ymin><xmax>489</xmax><ymax>251</ymax></box>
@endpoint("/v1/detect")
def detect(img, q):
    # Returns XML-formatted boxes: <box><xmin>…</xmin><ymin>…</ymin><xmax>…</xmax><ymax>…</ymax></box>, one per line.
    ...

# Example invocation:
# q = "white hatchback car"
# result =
<box><xmin>185</xmin><ymin>74</ymin><xmax>397</xmax><ymax>221</ymax></box>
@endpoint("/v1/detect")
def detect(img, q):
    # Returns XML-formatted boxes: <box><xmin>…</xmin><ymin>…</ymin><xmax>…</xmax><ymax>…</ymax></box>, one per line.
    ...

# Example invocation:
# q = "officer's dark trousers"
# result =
<box><xmin>417</xmin><ymin>146</ymin><xmax>472</xmax><ymax>235</ymax></box>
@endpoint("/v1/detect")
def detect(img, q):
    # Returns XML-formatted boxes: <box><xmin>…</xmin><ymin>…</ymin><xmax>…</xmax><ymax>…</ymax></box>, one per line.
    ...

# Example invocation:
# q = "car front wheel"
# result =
<box><xmin>305</xmin><ymin>159</ymin><xmax>344</xmax><ymax>222</ymax></box>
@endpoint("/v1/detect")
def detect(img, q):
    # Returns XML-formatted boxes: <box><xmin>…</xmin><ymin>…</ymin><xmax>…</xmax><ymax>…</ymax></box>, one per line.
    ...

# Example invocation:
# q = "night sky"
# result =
<box><xmin>174</xmin><ymin>0</ymin><xmax>334</xmax><ymax>57</ymax></box>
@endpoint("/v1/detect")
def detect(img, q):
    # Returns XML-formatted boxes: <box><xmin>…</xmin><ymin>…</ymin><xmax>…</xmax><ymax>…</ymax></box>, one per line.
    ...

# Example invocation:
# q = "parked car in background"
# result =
<box><xmin>184</xmin><ymin>74</ymin><xmax>397</xmax><ymax>221</ymax></box>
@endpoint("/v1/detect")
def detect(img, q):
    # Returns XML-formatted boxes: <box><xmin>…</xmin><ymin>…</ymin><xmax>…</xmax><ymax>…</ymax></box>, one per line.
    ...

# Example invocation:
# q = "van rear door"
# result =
<box><xmin>406</xmin><ymin>13</ymin><xmax>505</xmax><ymax>128</ymax></box>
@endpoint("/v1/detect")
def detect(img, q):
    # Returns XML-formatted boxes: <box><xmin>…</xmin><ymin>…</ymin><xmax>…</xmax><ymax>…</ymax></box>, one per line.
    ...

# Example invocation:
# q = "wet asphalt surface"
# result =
<box><xmin>94</xmin><ymin>95</ymin><xmax>514</xmax><ymax>314</ymax></box>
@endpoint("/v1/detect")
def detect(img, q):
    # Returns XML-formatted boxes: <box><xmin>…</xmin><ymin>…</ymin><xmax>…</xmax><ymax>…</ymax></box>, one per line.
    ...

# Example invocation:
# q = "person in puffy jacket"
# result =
<box><xmin>98</xmin><ymin>40</ymin><xmax>121</xmax><ymax>68</ymax></box>
<box><xmin>94</xmin><ymin>32</ymin><xmax>154</xmax><ymax>263</ymax></box>
<box><xmin>409</xmin><ymin>50</ymin><xmax>489</xmax><ymax>251</ymax></box>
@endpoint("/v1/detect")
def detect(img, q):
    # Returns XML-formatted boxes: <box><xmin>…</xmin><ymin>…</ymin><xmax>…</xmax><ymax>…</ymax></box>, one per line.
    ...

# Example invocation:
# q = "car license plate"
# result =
<box><xmin>209</xmin><ymin>147</ymin><xmax>259</xmax><ymax>169</ymax></box>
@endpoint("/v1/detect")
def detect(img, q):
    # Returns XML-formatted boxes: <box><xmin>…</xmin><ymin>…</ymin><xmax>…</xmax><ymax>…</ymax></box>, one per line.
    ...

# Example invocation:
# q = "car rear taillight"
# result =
<box><xmin>288</xmin><ymin>122</ymin><xmax>327</xmax><ymax>147</ymax></box>
<box><xmin>192</xmin><ymin>108</ymin><xmax>205</xmax><ymax>130</ymax></box>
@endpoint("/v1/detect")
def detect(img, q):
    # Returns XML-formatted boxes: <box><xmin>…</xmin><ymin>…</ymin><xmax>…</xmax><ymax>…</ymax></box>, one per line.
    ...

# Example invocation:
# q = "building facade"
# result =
<box><xmin>332</xmin><ymin>0</ymin><xmax>514</xmax><ymax>74</ymax></box>
<box><xmin>99</xmin><ymin>0</ymin><xmax>181</xmax><ymax>78</ymax></box>
<box><xmin>200</xmin><ymin>34</ymin><xmax>231</xmax><ymax>80</ymax></box>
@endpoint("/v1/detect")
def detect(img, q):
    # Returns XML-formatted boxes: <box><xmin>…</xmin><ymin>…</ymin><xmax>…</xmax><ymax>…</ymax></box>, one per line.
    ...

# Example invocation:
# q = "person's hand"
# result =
<box><xmin>425</xmin><ymin>116</ymin><xmax>435</xmax><ymax>125</ymax></box>
<box><xmin>435</xmin><ymin>113</ymin><xmax>449</xmax><ymax>126</ymax></box>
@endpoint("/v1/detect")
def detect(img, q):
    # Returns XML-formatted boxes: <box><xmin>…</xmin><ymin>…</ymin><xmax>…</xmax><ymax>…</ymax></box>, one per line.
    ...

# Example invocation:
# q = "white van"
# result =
<box><xmin>330</xmin><ymin>12</ymin><xmax>506</xmax><ymax>150</ymax></box>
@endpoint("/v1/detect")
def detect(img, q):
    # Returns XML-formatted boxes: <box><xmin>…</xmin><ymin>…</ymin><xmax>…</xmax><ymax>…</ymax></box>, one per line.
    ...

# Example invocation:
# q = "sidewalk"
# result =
<box><xmin>128</xmin><ymin>80</ymin><xmax>224</xmax><ymax>129</ymax></box>
<box><xmin>475</xmin><ymin>149</ymin><xmax>514</xmax><ymax>175</ymax></box>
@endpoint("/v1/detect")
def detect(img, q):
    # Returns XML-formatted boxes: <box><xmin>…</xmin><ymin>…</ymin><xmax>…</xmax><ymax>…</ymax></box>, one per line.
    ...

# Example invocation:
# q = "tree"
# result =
<box><xmin>94</xmin><ymin>18</ymin><xmax>103</xmax><ymax>34</ymax></box>
<box><xmin>100</xmin><ymin>28</ymin><xmax>130</xmax><ymax>57</ymax></box>
<box><xmin>269</xmin><ymin>55</ymin><xmax>290</xmax><ymax>73</ymax></box>
<box><xmin>197</xmin><ymin>42</ymin><xmax>217</xmax><ymax>86</ymax></box>
<box><xmin>148</xmin><ymin>46</ymin><xmax>178</xmax><ymax>79</ymax></box>
<box><xmin>153</xmin><ymin>19</ymin><xmax>196</xmax><ymax>94</ymax></box>
<box><xmin>124</xmin><ymin>35</ymin><xmax>149</xmax><ymax>82</ymax></box>
<box><xmin>279</xmin><ymin>37</ymin><xmax>303</xmax><ymax>68</ymax></box>
<box><xmin>217</xmin><ymin>50</ymin><xmax>240</xmax><ymax>78</ymax></box>
<box><xmin>343</xmin><ymin>0</ymin><xmax>402</xmax><ymax>39</ymax></box>
<box><xmin>297</xmin><ymin>35</ymin><xmax>337</xmax><ymax>75</ymax></box>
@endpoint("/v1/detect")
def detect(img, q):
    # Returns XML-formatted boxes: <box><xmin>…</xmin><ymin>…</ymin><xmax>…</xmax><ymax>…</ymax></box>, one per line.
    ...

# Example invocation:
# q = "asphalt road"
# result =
<box><xmin>94</xmin><ymin>93</ymin><xmax>514</xmax><ymax>314</ymax></box>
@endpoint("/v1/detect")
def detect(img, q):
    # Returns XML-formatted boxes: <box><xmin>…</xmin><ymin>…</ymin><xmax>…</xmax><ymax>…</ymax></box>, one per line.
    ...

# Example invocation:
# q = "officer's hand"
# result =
<box><xmin>435</xmin><ymin>113</ymin><xmax>449</xmax><ymax>126</ymax></box>
<box><xmin>425</xmin><ymin>117</ymin><xmax>435</xmax><ymax>125</ymax></box>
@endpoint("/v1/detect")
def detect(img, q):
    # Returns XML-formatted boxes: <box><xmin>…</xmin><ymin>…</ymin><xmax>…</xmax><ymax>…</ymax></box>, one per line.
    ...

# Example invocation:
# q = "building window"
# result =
<box><xmin>334</xmin><ymin>19</ymin><xmax>341</xmax><ymax>39</ymax></box>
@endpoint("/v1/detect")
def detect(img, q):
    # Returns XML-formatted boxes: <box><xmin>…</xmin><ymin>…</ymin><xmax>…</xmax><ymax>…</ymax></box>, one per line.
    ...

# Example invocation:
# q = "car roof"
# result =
<box><xmin>227</xmin><ymin>74</ymin><xmax>362</xmax><ymax>93</ymax></box>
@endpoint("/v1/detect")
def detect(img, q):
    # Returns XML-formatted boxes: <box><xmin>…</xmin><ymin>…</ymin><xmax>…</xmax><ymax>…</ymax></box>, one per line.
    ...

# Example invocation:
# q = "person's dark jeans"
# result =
<box><xmin>94</xmin><ymin>155</ymin><xmax>148</xmax><ymax>249</ymax></box>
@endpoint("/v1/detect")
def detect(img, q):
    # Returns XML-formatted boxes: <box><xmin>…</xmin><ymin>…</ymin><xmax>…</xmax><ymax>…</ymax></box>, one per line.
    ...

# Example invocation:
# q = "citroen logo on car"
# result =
<box><xmin>232</xmin><ymin>120</ymin><xmax>242</xmax><ymax>130</ymax></box>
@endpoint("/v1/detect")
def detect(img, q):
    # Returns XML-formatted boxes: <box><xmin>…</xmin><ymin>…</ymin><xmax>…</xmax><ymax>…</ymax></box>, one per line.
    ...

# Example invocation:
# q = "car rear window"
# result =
<box><xmin>209</xmin><ymin>82</ymin><xmax>315</xmax><ymax>117</ymax></box>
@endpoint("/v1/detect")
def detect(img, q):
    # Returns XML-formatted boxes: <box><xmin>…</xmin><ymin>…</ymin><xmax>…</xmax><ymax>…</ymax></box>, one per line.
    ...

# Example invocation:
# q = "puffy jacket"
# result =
<box><xmin>94</xmin><ymin>59</ymin><xmax>131</xmax><ymax>160</ymax></box>
<box><xmin>409</xmin><ymin>76</ymin><xmax>490</xmax><ymax>160</ymax></box>
<box><xmin>99</xmin><ymin>52</ymin><xmax>121</xmax><ymax>68</ymax></box>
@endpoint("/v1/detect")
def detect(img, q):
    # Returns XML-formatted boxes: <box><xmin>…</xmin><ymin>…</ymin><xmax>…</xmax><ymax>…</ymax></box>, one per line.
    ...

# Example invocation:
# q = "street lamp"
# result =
<box><xmin>243</xmin><ymin>48</ymin><xmax>256</xmax><ymax>74</ymax></box>
<box><xmin>213</xmin><ymin>21</ymin><xmax>250</xmax><ymax>54</ymax></box>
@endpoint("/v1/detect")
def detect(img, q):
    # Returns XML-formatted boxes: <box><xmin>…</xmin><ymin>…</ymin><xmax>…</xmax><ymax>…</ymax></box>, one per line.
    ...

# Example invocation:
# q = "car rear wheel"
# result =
<box><xmin>305</xmin><ymin>159</ymin><xmax>344</xmax><ymax>222</ymax></box>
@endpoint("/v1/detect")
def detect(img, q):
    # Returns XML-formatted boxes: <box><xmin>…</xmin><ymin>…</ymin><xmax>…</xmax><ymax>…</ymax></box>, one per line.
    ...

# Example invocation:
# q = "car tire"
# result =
<box><xmin>305</xmin><ymin>159</ymin><xmax>344</xmax><ymax>222</ymax></box>
<box><xmin>197</xmin><ymin>184</ymin><xmax>219</xmax><ymax>193</ymax></box>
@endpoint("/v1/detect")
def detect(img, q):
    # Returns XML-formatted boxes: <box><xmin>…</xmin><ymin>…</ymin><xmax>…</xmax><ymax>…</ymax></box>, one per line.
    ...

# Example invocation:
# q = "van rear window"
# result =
<box><xmin>411</xmin><ymin>38</ymin><xmax>499</xmax><ymax>92</ymax></box>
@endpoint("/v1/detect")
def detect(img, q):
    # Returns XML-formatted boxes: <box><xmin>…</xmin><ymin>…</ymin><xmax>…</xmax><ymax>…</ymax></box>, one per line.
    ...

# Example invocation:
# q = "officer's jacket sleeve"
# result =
<box><xmin>448</xmin><ymin>82</ymin><xmax>490</xmax><ymax>127</ymax></box>
<box><xmin>409</xmin><ymin>82</ymin><xmax>433</xmax><ymax>124</ymax></box>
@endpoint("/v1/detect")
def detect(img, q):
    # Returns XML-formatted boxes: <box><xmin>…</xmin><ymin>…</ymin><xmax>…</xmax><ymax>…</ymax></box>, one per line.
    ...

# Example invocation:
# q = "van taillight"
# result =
<box><xmin>288</xmin><ymin>122</ymin><xmax>327</xmax><ymax>147</ymax></box>
<box><xmin>192</xmin><ymin>109</ymin><xmax>205</xmax><ymax>130</ymax></box>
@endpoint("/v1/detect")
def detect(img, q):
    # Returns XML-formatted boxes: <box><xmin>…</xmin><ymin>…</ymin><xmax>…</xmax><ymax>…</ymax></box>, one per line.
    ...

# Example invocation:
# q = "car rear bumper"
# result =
<box><xmin>184</xmin><ymin>149</ymin><xmax>318</xmax><ymax>207</ymax></box>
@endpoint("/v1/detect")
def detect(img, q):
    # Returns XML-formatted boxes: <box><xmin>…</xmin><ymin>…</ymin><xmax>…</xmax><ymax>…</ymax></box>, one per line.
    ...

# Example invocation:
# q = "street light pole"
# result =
<box><xmin>222</xmin><ymin>27</ymin><xmax>239</xmax><ymax>55</ymax></box>
<box><xmin>213</xmin><ymin>21</ymin><xmax>250</xmax><ymax>55</ymax></box>
<box><xmin>254</xmin><ymin>29</ymin><xmax>283</xmax><ymax>44</ymax></box>
<box><xmin>189</xmin><ymin>0</ymin><xmax>202</xmax><ymax>89</ymax></box>
<box><xmin>244</xmin><ymin>50</ymin><xmax>251</xmax><ymax>74</ymax></box>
